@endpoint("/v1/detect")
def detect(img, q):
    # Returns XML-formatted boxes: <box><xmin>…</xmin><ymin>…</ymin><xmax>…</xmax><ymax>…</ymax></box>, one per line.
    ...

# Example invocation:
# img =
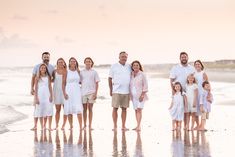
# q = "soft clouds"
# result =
<box><xmin>0</xmin><ymin>28</ymin><xmax>37</xmax><ymax>49</ymax></box>
<box><xmin>11</xmin><ymin>14</ymin><xmax>28</xmax><ymax>21</ymax></box>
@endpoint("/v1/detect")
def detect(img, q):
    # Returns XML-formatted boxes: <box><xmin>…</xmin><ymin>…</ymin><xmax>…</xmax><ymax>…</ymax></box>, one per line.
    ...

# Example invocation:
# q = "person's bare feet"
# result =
<box><xmin>112</xmin><ymin>127</ymin><xmax>117</xmax><ymax>131</ymax></box>
<box><xmin>121</xmin><ymin>127</ymin><xmax>129</xmax><ymax>131</ymax></box>
<box><xmin>30</xmin><ymin>127</ymin><xmax>37</xmax><ymax>131</ymax></box>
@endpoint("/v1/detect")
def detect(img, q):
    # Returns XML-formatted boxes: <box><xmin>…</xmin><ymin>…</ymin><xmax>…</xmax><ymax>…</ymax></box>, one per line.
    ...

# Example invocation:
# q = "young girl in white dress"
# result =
<box><xmin>130</xmin><ymin>60</ymin><xmax>148</xmax><ymax>131</ymax></box>
<box><xmin>169</xmin><ymin>82</ymin><xmax>187</xmax><ymax>131</ymax></box>
<box><xmin>185</xmin><ymin>74</ymin><xmax>198</xmax><ymax>131</ymax></box>
<box><xmin>33</xmin><ymin>64</ymin><xmax>53</xmax><ymax>131</ymax></box>
<box><xmin>80</xmin><ymin>57</ymin><xmax>100</xmax><ymax>130</ymax></box>
<box><xmin>61</xmin><ymin>57</ymin><xmax>83</xmax><ymax>130</ymax></box>
<box><xmin>53</xmin><ymin>58</ymin><xmax>67</xmax><ymax>130</ymax></box>
<box><xmin>194</xmin><ymin>60</ymin><xmax>208</xmax><ymax>129</ymax></box>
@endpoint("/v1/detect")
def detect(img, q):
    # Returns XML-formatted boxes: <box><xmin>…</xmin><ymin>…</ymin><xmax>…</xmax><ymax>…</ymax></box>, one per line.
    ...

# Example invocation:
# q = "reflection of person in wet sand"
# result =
<box><xmin>55</xmin><ymin>130</ymin><xmax>61</xmax><ymax>157</ymax></box>
<box><xmin>63</xmin><ymin>130</ymin><xmax>83</xmax><ymax>157</ymax></box>
<box><xmin>134</xmin><ymin>132</ymin><xmax>144</xmax><ymax>157</ymax></box>
<box><xmin>171</xmin><ymin>131</ymin><xmax>184</xmax><ymax>157</ymax></box>
<box><xmin>83</xmin><ymin>130</ymin><xmax>93</xmax><ymax>157</ymax></box>
<box><xmin>112</xmin><ymin>131</ymin><xmax>129</xmax><ymax>156</ymax></box>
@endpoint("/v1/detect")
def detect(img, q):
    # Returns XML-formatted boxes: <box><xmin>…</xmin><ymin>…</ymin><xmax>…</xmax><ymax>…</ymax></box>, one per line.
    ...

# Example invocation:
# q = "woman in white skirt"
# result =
<box><xmin>52</xmin><ymin>58</ymin><xmax>67</xmax><ymax>130</ymax></box>
<box><xmin>33</xmin><ymin>64</ymin><xmax>53</xmax><ymax>131</ymax></box>
<box><xmin>61</xmin><ymin>57</ymin><xmax>83</xmax><ymax>130</ymax></box>
<box><xmin>130</xmin><ymin>60</ymin><xmax>148</xmax><ymax>131</ymax></box>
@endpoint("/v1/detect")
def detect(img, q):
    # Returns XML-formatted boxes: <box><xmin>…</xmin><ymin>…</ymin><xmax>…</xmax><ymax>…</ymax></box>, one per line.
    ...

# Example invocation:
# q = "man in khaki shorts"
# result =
<box><xmin>108</xmin><ymin>51</ymin><xmax>131</xmax><ymax>131</ymax></box>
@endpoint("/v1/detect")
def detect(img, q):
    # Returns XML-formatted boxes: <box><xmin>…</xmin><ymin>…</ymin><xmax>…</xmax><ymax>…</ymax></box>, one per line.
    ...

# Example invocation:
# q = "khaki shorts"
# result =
<box><xmin>201</xmin><ymin>112</ymin><xmax>209</xmax><ymax>120</ymax></box>
<box><xmin>82</xmin><ymin>94</ymin><xmax>96</xmax><ymax>104</ymax></box>
<box><xmin>112</xmin><ymin>94</ymin><xmax>130</xmax><ymax>108</ymax></box>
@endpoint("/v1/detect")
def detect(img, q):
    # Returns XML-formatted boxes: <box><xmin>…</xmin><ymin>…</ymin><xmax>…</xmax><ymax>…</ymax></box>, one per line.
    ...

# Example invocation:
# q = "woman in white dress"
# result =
<box><xmin>130</xmin><ymin>60</ymin><xmax>148</xmax><ymax>131</ymax></box>
<box><xmin>194</xmin><ymin>60</ymin><xmax>208</xmax><ymax>129</ymax></box>
<box><xmin>33</xmin><ymin>64</ymin><xmax>53</xmax><ymax>130</ymax></box>
<box><xmin>61</xmin><ymin>57</ymin><xmax>83</xmax><ymax>130</ymax></box>
<box><xmin>53</xmin><ymin>58</ymin><xmax>67</xmax><ymax>130</ymax></box>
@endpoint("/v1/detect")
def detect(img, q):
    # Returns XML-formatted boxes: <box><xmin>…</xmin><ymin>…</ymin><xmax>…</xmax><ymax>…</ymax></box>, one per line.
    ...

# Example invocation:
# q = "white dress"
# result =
<box><xmin>169</xmin><ymin>92</ymin><xmax>185</xmax><ymax>121</ymax></box>
<box><xmin>53</xmin><ymin>72</ymin><xmax>64</xmax><ymax>105</ymax></box>
<box><xmin>34</xmin><ymin>76</ymin><xmax>53</xmax><ymax>117</ymax></box>
<box><xmin>64</xmin><ymin>70</ymin><xmax>83</xmax><ymax>115</ymax></box>
<box><xmin>194</xmin><ymin>71</ymin><xmax>205</xmax><ymax>115</ymax></box>
<box><xmin>185</xmin><ymin>84</ymin><xmax>198</xmax><ymax>113</ymax></box>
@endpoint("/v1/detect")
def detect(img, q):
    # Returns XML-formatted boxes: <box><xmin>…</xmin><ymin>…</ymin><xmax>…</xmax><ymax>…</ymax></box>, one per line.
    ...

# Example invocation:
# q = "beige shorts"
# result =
<box><xmin>82</xmin><ymin>94</ymin><xmax>96</xmax><ymax>104</ymax></box>
<box><xmin>201</xmin><ymin>112</ymin><xmax>209</xmax><ymax>120</ymax></box>
<box><xmin>112</xmin><ymin>94</ymin><xmax>130</xmax><ymax>108</ymax></box>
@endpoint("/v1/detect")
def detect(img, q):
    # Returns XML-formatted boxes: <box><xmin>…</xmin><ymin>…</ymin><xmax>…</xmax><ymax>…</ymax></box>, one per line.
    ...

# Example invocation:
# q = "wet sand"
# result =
<box><xmin>1</xmin><ymin>67</ymin><xmax>235</xmax><ymax>156</ymax></box>
<box><xmin>1</xmin><ymin>99</ymin><xmax>235</xmax><ymax>157</ymax></box>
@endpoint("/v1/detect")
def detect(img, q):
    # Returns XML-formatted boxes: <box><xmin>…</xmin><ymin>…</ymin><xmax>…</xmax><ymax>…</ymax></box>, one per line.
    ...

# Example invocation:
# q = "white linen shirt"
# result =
<box><xmin>169</xmin><ymin>64</ymin><xmax>195</xmax><ymax>90</ymax></box>
<box><xmin>80</xmin><ymin>68</ymin><xmax>100</xmax><ymax>96</ymax></box>
<box><xmin>109</xmin><ymin>62</ymin><xmax>131</xmax><ymax>94</ymax></box>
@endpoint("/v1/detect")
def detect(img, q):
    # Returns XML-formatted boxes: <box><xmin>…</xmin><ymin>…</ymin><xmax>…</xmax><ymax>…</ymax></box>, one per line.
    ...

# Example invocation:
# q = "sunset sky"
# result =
<box><xmin>0</xmin><ymin>0</ymin><xmax>235</xmax><ymax>66</ymax></box>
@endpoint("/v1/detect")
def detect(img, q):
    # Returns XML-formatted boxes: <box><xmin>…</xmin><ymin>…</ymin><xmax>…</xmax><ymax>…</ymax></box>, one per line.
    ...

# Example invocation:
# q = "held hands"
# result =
<box><xmin>31</xmin><ymin>89</ymin><xmax>35</xmax><ymax>95</ymax></box>
<box><xmin>92</xmin><ymin>94</ymin><xmax>97</xmax><ymax>100</ymax></box>
<box><xmin>139</xmin><ymin>95</ymin><xmax>144</xmax><ymax>102</ymax></box>
<box><xmin>64</xmin><ymin>93</ymin><xmax>69</xmax><ymax>100</ymax></box>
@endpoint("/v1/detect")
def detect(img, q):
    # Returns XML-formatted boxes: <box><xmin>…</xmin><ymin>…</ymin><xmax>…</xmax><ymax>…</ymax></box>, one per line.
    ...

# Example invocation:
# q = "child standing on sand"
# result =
<box><xmin>169</xmin><ymin>82</ymin><xmax>187</xmax><ymax>131</ymax></box>
<box><xmin>198</xmin><ymin>81</ymin><xmax>213</xmax><ymax>131</ymax></box>
<box><xmin>33</xmin><ymin>64</ymin><xmax>53</xmax><ymax>131</ymax></box>
<box><xmin>185</xmin><ymin>74</ymin><xmax>198</xmax><ymax>131</ymax></box>
<box><xmin>80</xmin><ymin>57</ymin><xmax>100</xmax><ymax>130</ymax></box>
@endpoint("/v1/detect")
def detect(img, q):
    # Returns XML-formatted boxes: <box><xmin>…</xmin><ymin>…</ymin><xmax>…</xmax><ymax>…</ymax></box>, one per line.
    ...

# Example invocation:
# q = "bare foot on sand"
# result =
<box><xmin>122</xmin><ymin>127</ymin><xmax>129</xmax><ymax>131</ymax></box>
<box><xmin>30</xmin><ymin>127</ymin><xmax>37</xmax><ymax>131</ymax></box>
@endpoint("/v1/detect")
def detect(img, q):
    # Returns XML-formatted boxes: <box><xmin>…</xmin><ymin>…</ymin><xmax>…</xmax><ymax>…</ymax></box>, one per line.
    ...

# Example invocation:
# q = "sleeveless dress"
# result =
<box><xmin>53</xmin><ymin>72</ymin><xmax>64</xmax><ymax>105</ymax></box>
<box><xmin>194</xmin><ymin>71</ymin><xmax>205</xmax><ymax>115</ymax></box>
<box><xmin>34</xmin><ymin>76</ymin><xmax>53</xmax><ymax>117</ymax></box>
<box><xmin>64</xmin><ymin>70</ymin><xmax>83</xmax><ymax>115</ymax></box>
<box><xmin>185</xmin><ymin>84</ymin><xmax>198</xmax><ymax>113</ymax></box>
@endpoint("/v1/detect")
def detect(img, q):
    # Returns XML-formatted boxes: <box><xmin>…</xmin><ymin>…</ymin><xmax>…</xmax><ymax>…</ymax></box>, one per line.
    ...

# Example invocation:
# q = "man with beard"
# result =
<box><xmin>169</xmin><ymin>52</ymin><xmax>195</xmax><ymax>130</ymax></box>
<box><xmin>30</xmin><ymin>52</ymin><xmax>54</xmax><ymax>130</ymax></box>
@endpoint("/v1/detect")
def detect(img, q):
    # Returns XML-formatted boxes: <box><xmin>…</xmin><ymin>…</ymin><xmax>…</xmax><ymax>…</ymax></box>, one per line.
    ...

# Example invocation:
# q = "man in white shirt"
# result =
<box><xmin>170</xmin><ymin>52</ymin><xmax>195</xmax><ymax>92</ymax></box>
<box><xmin>108</xmin><ymin>52</ymin><xmax>131</xmax><ymax>131</ymax></box>
<box><xmin>169</xmin><ymin>52</ymin><xmax>195</xmax><ymax>130</ymax></box>
<box><xmin>30</xmin><ymin>52</ymin><xmax>54</xmax><ymax>130</ymax></box>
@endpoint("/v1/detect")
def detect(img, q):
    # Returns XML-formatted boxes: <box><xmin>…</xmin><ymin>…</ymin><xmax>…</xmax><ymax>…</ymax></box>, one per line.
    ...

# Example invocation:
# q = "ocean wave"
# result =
<box><xmin>0</xmin><ymin>105</ymin><xmax>27</xmax><ymax>134</ymax></box>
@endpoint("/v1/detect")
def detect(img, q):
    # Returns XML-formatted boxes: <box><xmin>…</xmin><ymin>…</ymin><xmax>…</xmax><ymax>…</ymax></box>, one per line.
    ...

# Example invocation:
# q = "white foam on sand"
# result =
<box><xmin>0</xmin><ymin>105</ymin><xmax>27</xmax><ymax>134</ymax></box>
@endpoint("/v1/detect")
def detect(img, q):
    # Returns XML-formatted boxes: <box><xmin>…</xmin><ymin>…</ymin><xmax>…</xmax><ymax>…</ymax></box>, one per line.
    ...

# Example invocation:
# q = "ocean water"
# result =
<box><xmin>0</xmin><ymin>66</ymin><xmax>235</xmax><ymax>156</ymax></box>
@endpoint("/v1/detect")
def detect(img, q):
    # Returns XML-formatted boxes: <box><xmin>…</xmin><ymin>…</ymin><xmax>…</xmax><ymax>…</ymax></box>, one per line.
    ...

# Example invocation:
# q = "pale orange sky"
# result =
<box><xmin>0</xmin><ymin>0</ymin><xmax>235</xmax><ymax>66</ymax></box>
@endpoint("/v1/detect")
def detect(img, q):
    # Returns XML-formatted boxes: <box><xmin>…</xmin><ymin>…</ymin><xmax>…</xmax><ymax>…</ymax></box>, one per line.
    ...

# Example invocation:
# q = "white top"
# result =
<box><xmin>109</xmin><ymin>62</ymin><xmax>131</xmax><ymax>94</ymax></box>
<box><xmin>169</xmin><ymin>64</ymin><xmax>195</xmax><ymax>90</ymax></box>
<box><xmin>32</xmin><ymin>63</ymin><xmax>54</xmax><ymax>76</ymax></box>
<box><xmin>80</xmin><ymin>68</ymin><xmax>100</xmax><ymax>96</ymax></box>
<box><xmin>194</xmin><ymin>71</ymin><xmax>205</xmax><ymax>93</ymax></box>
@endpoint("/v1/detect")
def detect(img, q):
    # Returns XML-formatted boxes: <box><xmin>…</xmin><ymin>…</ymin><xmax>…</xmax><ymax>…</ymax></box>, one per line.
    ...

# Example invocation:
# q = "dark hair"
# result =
<box><xmin>202</xmin><ymin>81</ymin><xmax>210</xmax><ymax>88</ymax></box>
<box><xmin>180</xmin><ymin>52</ymin><xmax>188</xmax><ymax>58</ymax></box>
<box><xmin>69</xmin><ymin>57</ymin><xmax>79</xmax><ymax>70</ymax></box>
<box><xmin>194</xmin><ymin>60</ymin><xmax>204</xmax><ymax>70</ymax></box>
<box><xmin>119</xmin><ymin>51</ymin><xmax>128</xmax><ymax>56</ymax></box>
<box><xmin>56</xmin><ymin>58</ymin><xmax>67</xmax><ymax>69</ymax></box>
<box><xmin>131</xmin><ymin>60</ymin><xmax>143</xmax><ymax>71</ymax></box>
<box><xmin>174</xmin><ymin>82</ymin><xmax>183</xmax><ymax>95</ymax></box>
<box><xmin>38</xmin><ymin>63</ymin><xmax>51</xmax><ymax>79</ymax></box>
<box><xmin>42</xmin><ymin>52</ymin><xmax>50</xmax><ymax>57</ymax></box>
<box><xmin>84</xmin><ymin>57</ymin><xmax>94</xmax><ymax>67</ymax></box>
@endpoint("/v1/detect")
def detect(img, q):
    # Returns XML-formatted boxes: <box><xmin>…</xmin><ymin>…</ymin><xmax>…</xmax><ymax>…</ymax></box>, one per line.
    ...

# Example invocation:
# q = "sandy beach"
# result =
<box><xmin>1</xmin><ymin>66</ymin><xmax>235</xmax><ymax>156</ymax></box>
